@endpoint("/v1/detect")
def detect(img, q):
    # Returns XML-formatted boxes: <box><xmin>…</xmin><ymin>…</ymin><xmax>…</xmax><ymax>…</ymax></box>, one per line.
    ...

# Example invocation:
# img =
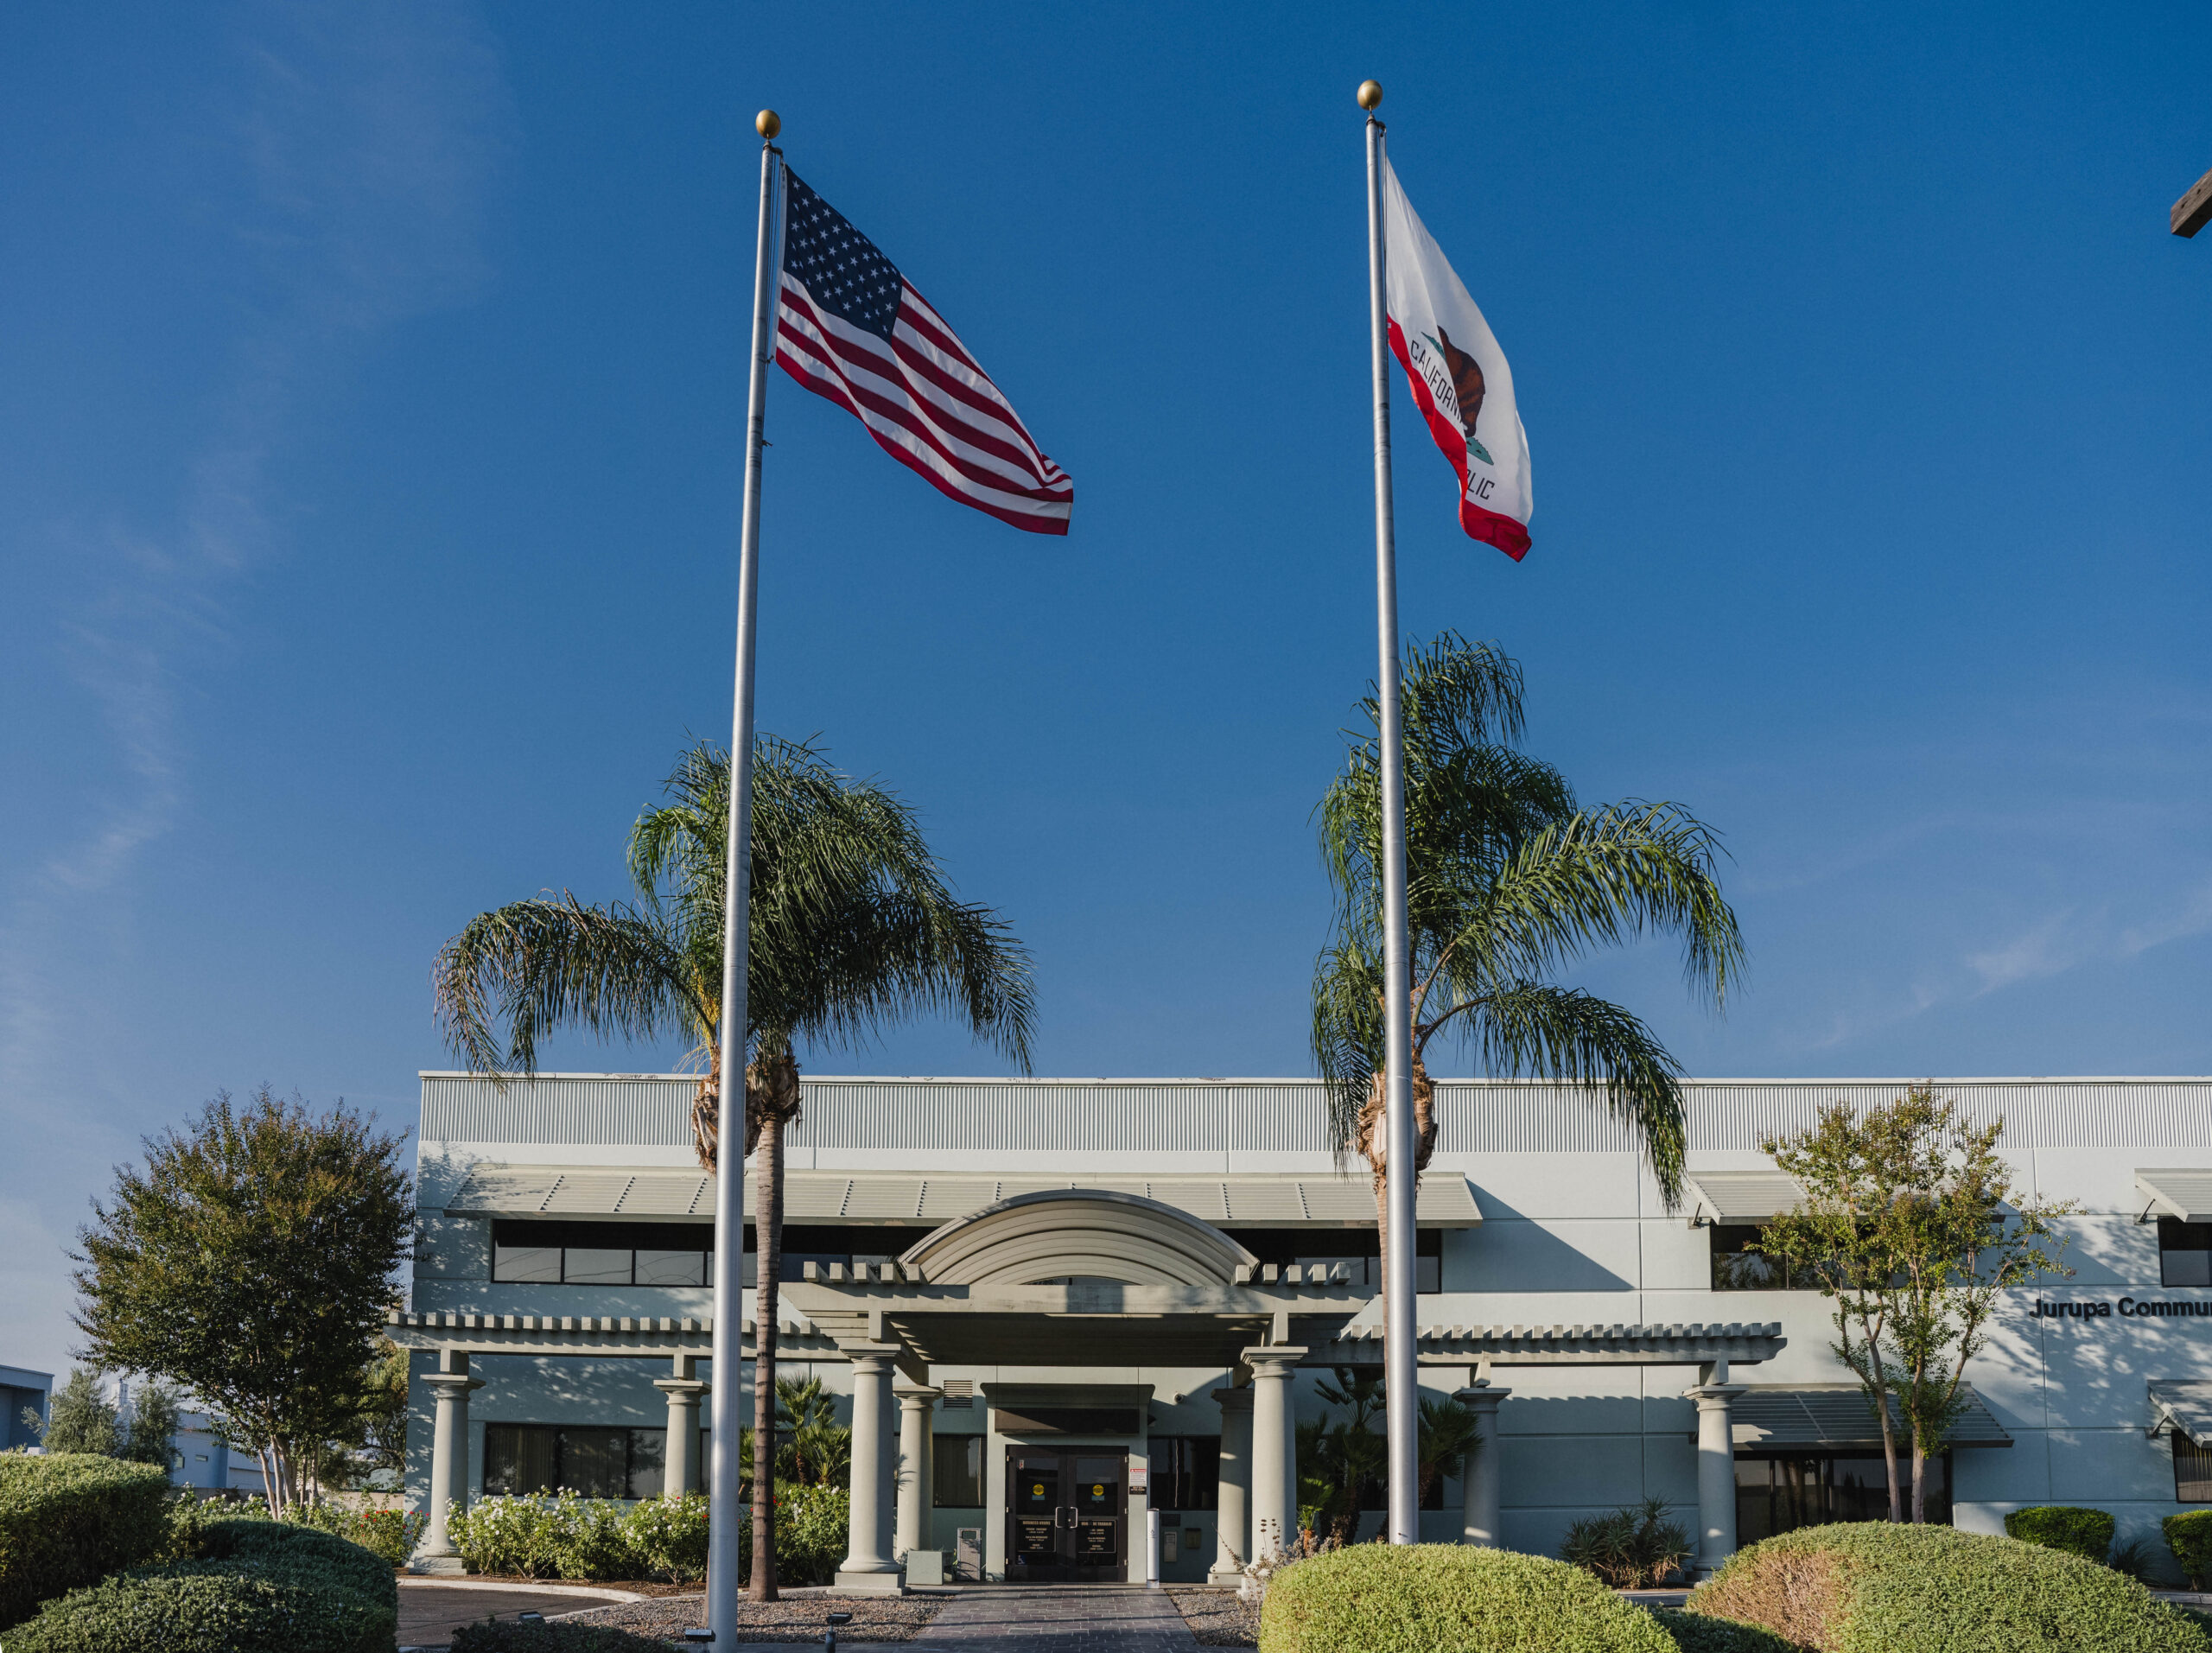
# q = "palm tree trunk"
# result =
<box><xmin>1359</xmin><ymin>1059</ymin><xmax>1438</xmax><ymax>1313</ymax></box>
<box><xmin>748</xmin><ymin>1048</ymin><xmax>800</xmax><ymax>1601</ymax></box>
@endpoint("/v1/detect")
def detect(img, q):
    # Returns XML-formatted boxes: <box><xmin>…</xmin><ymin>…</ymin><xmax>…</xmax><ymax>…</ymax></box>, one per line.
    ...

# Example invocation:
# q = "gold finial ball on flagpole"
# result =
<box><xmin>1357</xmin><ymin>80</ymin><xmax>1382</xmax><ymax>111</ymax></box>
<box><xmin>756</xmin><ymin>109</ymin><xmax>781</xmax><ymax>139</ymax></box>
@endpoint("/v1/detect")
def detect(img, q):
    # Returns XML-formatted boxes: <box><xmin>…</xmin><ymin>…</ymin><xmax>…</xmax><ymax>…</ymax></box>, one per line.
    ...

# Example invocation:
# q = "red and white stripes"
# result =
<box><xmin>776</xmin><ymin>275</ymin><xmax>1073</xmax><ymax>536</ymax></box>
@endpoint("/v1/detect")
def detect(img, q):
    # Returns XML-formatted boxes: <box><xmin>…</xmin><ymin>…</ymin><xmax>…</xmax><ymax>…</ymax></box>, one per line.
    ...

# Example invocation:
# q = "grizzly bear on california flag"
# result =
<box><xmin>1432</xmin><ymin>324</ymin><xmax>1485</xmax><ymax>446</ymax></box>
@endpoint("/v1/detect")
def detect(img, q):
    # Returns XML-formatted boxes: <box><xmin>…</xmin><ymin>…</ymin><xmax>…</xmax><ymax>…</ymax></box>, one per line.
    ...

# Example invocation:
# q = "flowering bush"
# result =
<box><xmin>446</xmin><ymin>1494</ymin><xmax>568</xmax><ymax>1578</ymax></box>
<box><xmin>772</xmin><ymin>1485</ymin><xmax>849</xmax><ymax>1586</ymax></box>
<box><xmin>285</xmin><ymin>1499</ymin><xmax>425</xmax><ymax>1568</ymax></box>
<box><xmin>622</xmin><ymin>1493</ymin><xmax>709</xmax><ymax>1583</ymax></box>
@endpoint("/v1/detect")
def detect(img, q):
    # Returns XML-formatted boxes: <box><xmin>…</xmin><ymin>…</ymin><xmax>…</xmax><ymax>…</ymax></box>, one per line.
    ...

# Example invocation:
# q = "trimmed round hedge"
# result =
<box><xmin>4</xmin><ymin>1516</ymin><xmax>397</xmax><ymax>1653</ymax></box>
<box><xmin>2004</xmin><ymin>1504</ymin><xmax>2115</xmax><ymax>1563</ymax></box>
<box><xmin>1685</xmin><ymin>1521</ymin><xmax>2209</xmax><ymax>1653</ymax></box>
<box><xmin>0</xmin><ymin>1452</ymin><xmax>173</xmax><ymax>1628</ymax></box>
<box><xmin>1261</xmin><ymin>1542</ymin><xmax>1676</xmax><ymax>1653</ymax></box>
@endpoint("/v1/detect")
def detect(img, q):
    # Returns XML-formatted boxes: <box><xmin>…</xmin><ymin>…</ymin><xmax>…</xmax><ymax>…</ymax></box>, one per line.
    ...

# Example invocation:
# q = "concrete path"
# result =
<box><xmin>913</xmin><ymin>1586</ymin><xmax>1200</xmax><ymax>1653</ymax></box>
<box><xmin>397</xmin><ymin>1580</ymin><xmax>633</xmax><ymax>1648</ymax></box>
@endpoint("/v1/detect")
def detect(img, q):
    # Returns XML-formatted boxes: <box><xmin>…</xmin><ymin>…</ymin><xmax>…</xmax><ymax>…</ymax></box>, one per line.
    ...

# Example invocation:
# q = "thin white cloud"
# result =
<box><xmin>0</xmin><ymin>0</ymin><xmax>515</xmax><ymax>1377</ymax></box>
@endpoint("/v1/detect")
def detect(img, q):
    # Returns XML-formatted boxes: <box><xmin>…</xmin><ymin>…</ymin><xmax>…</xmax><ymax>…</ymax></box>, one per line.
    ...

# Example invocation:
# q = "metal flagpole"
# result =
<box><xmin>706</xmin><ymin>108</ymin><xmax>783</xmax><ymax>1637</ymax></box>
<box><xmin>1360</xmin><ymin>79</ymin><xmax>1421</xmax><ymax>1548</ymax></box>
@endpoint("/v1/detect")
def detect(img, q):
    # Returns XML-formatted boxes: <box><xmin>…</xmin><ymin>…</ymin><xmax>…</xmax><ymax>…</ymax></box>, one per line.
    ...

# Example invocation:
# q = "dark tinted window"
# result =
<box><xmin>484</xmin><ymin>1423</ymin><xmax>668</xmax><ymax>1499</ymax></box>
<box><xmin>1735</xmin><ymin>1452</ymin><xmax>1947</xmax><ymax>1541</ymax></box>
<box><xmin>1147</xmin><ymin>1436</ymin><xmax>1220</xmax><ymax>1510</ymax></box>
<box><xmin>2160</xmin><ymin>1219</ymin><xmax>2212</xmax><ymax>1288</ymax></box>
<box><xmin>1711</xmin><ymin>1224</ymin><xmax>1802</xmax><ymax>1291</ymax></box>
<box><xmin>933</xmin><ymin>1434</ymin><xmax>984</xmax><ymax>1506</ymax></box>
<box><xmin>2177</xmin><ymin>1431</ymin><xmax>2212</xmax><ymax>1503</ymax></box>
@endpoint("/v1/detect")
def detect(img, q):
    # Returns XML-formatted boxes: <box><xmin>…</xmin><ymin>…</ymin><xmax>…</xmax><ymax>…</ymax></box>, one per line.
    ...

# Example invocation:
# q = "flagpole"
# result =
<box><xmin>1360</xmin><ymin>79</ymin><xmax>1421</xmax><ymax>1548</ymax></box>
<box><xmin>706</xmin><ymin>108</ymin><xmax>781</xmax><ymax>1636</ymax></box>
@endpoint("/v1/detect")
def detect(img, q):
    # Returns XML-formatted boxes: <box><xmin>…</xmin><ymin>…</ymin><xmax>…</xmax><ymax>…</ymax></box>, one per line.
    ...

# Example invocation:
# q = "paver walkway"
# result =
<box><xmin>914</xmin><ymin>1586</ymin><xmax>1201</xmax><ymax>1652</ymax></box>
<box><xmin>397</xmin><ymin>1580</ymin><xmax>632</xmax><ymax>1646</ymax></box>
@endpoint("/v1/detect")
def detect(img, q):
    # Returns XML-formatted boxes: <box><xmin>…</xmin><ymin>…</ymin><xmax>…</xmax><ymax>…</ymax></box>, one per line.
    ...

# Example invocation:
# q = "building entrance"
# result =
<box><xmin>1006</xmin><ymin>1447</ymin><xmax>1128</xmax><ymax>1582</ymax></box>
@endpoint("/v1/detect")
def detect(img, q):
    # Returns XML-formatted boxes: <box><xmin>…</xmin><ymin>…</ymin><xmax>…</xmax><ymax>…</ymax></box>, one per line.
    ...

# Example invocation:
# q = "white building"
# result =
<box><xmin>397</xmin><ymin>1072</ymin><xmax>2212</xmax><ymax>1584</ymax></box>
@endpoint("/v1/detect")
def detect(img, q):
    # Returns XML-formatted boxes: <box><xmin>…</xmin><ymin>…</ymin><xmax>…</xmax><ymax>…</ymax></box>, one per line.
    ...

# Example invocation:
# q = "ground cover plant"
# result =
<box><xmin>1644</xmin><ymin>1611</ymin><xmax>1796</xmax><ymax>1653</ymax></box>
<box><xmin>3</xmin><ymin>1516</ymin><xmax>397</xmax><ymax>1653</ymax></box>
<box><xmin>0</xmin><ymin>1452</ymin><xmax>172</xmax><ymax>1627</ymax></box>
<box><xmin>1560</xmin><ymin>1497</ymin><xmax>1694</xmax><ymax>1588</ymax></box>
<box><xmin>1684</xmin><ymin>1520</ymin><xmax>2208</xmax><ymax>1653</ymax></box>
<box><xmin>2004</xmin><ymin>1504</ymin><xmax>2115</xmax><ymax>1563</ymax></box>
<box><xmin>1261</xmin><ymin>1542</ymin><xmax>1678</xmax><ymax>1653</ymax></box>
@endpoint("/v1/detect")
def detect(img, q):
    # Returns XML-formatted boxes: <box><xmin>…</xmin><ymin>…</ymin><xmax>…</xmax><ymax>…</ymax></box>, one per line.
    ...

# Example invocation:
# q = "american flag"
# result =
<box><xmin>773</xmin><ymin>168</ymin><xmax>1072</xmax><ymax>536</ymax></box>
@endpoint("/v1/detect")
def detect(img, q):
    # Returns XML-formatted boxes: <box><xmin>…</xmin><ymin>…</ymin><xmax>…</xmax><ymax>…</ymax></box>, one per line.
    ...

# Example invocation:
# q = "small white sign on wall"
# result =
<box><xmin>1128</xmin><ymin>1455</ymin><xmax>1148</xmax><ymax>1495</ymax></box>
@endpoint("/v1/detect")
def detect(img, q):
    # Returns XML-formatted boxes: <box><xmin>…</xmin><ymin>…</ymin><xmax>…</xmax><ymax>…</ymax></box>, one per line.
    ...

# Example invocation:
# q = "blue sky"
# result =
<box><xmin>3</xmin><ymin>1</ymin><xmax>2209</xmax><ymax>1376</ymax></box>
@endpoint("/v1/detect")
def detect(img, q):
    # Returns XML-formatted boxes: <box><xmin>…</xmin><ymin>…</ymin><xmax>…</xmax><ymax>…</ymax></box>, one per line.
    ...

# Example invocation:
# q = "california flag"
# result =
<box><xmin>1382</xmin><ymin>157</ymin><xmax>1533</xmax><ymax>560</ymax></box>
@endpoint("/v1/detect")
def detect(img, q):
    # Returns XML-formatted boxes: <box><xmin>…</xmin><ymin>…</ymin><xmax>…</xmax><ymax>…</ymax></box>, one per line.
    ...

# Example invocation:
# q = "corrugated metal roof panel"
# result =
<box><xmin>2139</xmin><ymin>1170</ymin><xmax>2212</xmax><ymax>1224</ymax></box>
<box><xmin>1732</xmin><ymin>1385</ymin><xmax>2011</xmax><ymax>1449</ymax></box>
<box><xmin>442</xmin><ymin>1165</ymin><xmax>1481</xmax><ymax>1228</ymax></box>
<box><xmin>1685</xmin><ymin>1171</ymin><xmax>1805</xmax><ymax>1224</ymax></box>
<box><xmin>422</xmin><ymin>1073</ymin><xmax>2212</xmax><ymax>1156</ymax></box>
<box><xmin>2150</xmin><ymin>1381</ymin><xmax>2212</xmax><ymax>1440</ymax></box>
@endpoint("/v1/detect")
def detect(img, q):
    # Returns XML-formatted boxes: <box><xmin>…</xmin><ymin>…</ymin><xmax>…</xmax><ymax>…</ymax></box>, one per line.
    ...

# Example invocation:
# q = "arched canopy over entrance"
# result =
<box><xmin>900</xmin><ymin>1189</ymin><xmax>1259</xmax><ymax>1289</ymax></box>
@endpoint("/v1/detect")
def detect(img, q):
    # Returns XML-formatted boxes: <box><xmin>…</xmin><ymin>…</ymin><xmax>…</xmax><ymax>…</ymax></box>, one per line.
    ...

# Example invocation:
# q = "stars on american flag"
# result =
<box><xmin>783</xmin><ymin>170</ymin><xmax>903</xmax><ymax>340</ymax></box>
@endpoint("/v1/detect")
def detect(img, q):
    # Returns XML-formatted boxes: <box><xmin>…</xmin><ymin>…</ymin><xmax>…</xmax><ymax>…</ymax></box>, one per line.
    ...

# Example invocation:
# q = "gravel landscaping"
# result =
<box><xmin>1168</xmin><ymin>1585</ymin><xmax>1258</xmax><ymax>1647</ymax></box>
<box><xmin>562</xmin><ymin>1590</ymin><xmax>948</xmax><ymax>1643</ymax></box>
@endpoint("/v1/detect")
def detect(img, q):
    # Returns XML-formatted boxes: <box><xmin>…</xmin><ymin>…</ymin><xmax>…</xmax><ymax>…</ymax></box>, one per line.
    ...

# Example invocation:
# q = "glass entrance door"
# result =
<box><xmin>1005</xmin><ymin>1448</ymin><xmax>1127</xmax><ymax>1582</ymax></box>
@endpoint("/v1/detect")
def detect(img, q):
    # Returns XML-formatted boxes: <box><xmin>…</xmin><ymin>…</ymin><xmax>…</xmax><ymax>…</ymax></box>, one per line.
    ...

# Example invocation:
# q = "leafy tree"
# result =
<box><xmin>1313</xmin><ymin>633</ymin><xmax>1744</xmax><ymax>1261</ymax></box>
<box><xmin>435</xmin><ymin>737</ymin><xmax>1033</xmax><ymax>1599</ymax></box>
<box><xmin>71</xmin><ymin>1085</ymin><xmax>413</xmax><ymax>1516</ymax></box>
<box><xmin>306</xmin><ymin>1337</ymin><xmax>409</xmax><ymax>1491</ymax></box>
<box><xmin>33</xmin><ymin>1369</ymin><xmax>118</xmax><ymax>1455</ymax></box>
<box><xmin>1757</xmin><ymin>1089</ymin><xmax>2075</xmax><ymax>1522</ymax></box>
<box><xmin>1416</xmin><ymin>1395</ymin><xmax>1481</xmax><ymax>1508</ymax></box>
<box><xmin>118</xmin><ymin>1377</ymin><xmax>182</xmax><ymax>1468</ymax></box>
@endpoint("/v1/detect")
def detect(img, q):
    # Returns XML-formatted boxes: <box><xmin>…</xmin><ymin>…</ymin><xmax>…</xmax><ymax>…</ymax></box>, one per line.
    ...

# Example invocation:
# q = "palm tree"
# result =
<box><xmin>434</xmin><ymin>736</ymin><xmax>1034</xmax><ymax>1599</ymax></box>
<box><xmin>1312</xmin><ymin>633</ymin><xmax>1743</xmax><ymax>1261</ymax></box>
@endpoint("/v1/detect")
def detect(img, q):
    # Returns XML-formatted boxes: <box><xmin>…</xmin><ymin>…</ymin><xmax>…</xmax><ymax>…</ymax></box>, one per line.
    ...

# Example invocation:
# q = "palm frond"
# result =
<box><xmin>1470</xmin><ymin>982</ymin><xmax>1689</xmax><ymax>1207</ymax></box>
<box><xmin>431</xmin><ymin>894</ymin><xmax>703</xmax><ymax>1077</ymax></box>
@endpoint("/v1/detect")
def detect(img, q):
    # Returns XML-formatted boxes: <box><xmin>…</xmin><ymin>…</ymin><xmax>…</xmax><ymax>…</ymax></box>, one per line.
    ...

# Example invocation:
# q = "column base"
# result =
<box><xmin>832</xmin><ymin>1567</ymin><xmax>907</xmax><ymax>1594</ymax></box>
<box><xmin>1207</xmin><ymin>1564</ymin><xmax>1246</xmax><ymax>1585</ymax></box>
<box><xmin>408</xmin><ymin>1554</ymin><xmax>469</xmax><ymax>1576</ymax></box>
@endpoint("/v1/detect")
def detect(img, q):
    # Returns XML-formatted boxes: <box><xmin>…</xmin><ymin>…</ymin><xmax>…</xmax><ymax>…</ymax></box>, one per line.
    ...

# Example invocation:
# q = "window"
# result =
<box><xmin>484</xmin><ymin>1424</ymin><xmax>667</xmax><ymax>1499</ymax></box>
<box><xmin>490</xmin><ymin>1220</ymin><xmax>713</xmax><ymax>1287</ymax></box>
<box><xmin>933</xmin><ymin>1434</ymin><xmax>985</xmax><ymax>1506</ymax></box>
<box><xmin>1147</xmin><ymin>1436</ymin><xmax>1220</xmax><ymax>1510</ymax></box>
<box><xmin>1734</xmin><ymin>1453</ymin><xmax>1948</xmax><ymax>1541</ymax></box>
<box><xmin>1233</xmin><ymin>1227</ymin><xmax>1446</xmax><ymax>1294</ymax></box>
<box><xmin>1710</xmin><ymin>1225</ymin><xmax>1803</xmax><ymax>1291</ymax></box>
<box><xmin>2160</xmin><ymin>1219</ymin><xmax>2212</xmax><ymax>1288</ymax></box>
<box><xmin>2176</xmin><ymin>1432</ymin><xmax>2212</xmax><ymax>1502</ymax></box>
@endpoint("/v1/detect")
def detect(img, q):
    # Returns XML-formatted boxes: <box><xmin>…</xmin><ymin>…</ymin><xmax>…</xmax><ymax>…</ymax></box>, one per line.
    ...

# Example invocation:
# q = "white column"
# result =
<box><xmin>654</xmin><ymin>1353</ymin><xmax>708</xmax><ymax>1498</ymax></box>
<box><xmin>1686</xmin><ymin>1381</ymin><xmax>1745</xmax><ymax>1578</ymax></box>
<box><xmin>1209</xmin><ymin>1385</ymin><xmax>1254</xmax><ymax>1581</ymax></box>
<box><xmin>835</xmin><ymin>1348</ymin><xmax>904</xmax><ymax>1592</ymax></box>
<box><xmin>1452</xmin><ymin>1385</ymin><xmax>1510</xmax><ymax>1547</ymax></box>
<box><xmin>1242</xmin><ymin>1346</ymin><xmax>1306</xmax><ymax>1561</ymax></box>
<box><xmin>412</xmin><ymin>1349</ymin><xmax>483</xmax><ymax>1574</ymax></box>
<box><xmin>893</xmin><ymin>1380</ymin><xmax>939</xmax><ymax>1561</ymax></box>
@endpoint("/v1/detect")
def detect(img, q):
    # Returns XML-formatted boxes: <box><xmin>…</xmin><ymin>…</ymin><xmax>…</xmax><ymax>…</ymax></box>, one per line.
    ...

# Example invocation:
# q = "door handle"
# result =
<box><xmin>1058</xmin><ymin>1505</ymin><xmax>1074</xmax><ymax>1529</ymax></box>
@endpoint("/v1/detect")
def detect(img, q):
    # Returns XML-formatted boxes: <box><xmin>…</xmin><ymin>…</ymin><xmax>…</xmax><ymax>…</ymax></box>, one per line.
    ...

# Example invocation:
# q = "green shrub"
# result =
<box><xmin>1688</xmin><ymin>1520</ymin><xmax>2209</xmax><ymax>1653</ymax></box>
<box><xmin>448</xmin><ymin>1494</ymin><xmax>569</xmax><ymax>1577</ymax></box>
<box><xmin>1645</xmin><ymin>1608</ymin><xmax>1797</xmax><ymax>1653</ymax></box>
<box><xmin>770</xmin><ymin>1484</ymin><xmax>849</xmax><ymax>1586</ymax></box>
<box><xmin>2005</xmin><ymin>1504</ymin><xmax>2115</xmax><ymax>1563</ymax></box>
<box><xmin>621</xmin><ymin>1492</ymin><xmax>709</xmax><ymax>1582</ymax></box>
<box><xmin>285</xmin><ymin>1497</ymin><xmax>424</xmax><ymax>1567</ymax></box>
<box><xmin>1561</xmin><ymin>1497</ymin><xmax>1695</xmax><ymax>1588</ymax></box>
<box><xmin>1261</xmin><ymin>1542</ymin><xmax>1677</xmax><ymax>1653</ymax></box>
<box><xmin>0</xmin><ymin>1452</ymin><xmax>174</xmax><ymax>1628</ymax></box>
<box><xmin>5</xmin><ymin>1518</ymin><xmax>397</xmax><ymax>1653</ymax></box>
<box><xmin>2169</xmin><ymin>1510</ymin><xmax>2212</xmax><ymax>1590</ymax></box>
